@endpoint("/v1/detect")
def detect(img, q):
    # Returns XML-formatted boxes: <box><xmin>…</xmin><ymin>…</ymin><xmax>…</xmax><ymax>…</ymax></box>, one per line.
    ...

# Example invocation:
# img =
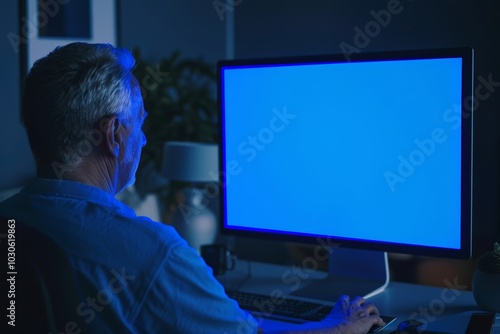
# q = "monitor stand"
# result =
<box><xmin>290</xmin><ymin>248</ymin><xmax>389</xmax><ymax>301</ymax></box>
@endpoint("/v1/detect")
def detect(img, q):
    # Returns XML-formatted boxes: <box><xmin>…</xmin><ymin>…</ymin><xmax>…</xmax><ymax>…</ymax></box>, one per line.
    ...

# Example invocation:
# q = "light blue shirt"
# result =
<box><xmin>0</xmin><ymin>178</ymin><xmax>258</xmax><ymax>333</ymax></box>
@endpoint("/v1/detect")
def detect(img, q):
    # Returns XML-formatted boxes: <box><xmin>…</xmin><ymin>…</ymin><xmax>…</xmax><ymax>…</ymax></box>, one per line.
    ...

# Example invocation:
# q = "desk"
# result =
<box><xmin>218</xmin><ymin>261</ymin><xmax>500</xmax><ymax>334</ymax></box>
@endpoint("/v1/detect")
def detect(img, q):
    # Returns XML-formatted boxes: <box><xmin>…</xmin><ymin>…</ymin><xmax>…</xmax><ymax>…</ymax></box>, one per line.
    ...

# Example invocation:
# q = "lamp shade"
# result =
<box><xmin>162</xmin><ymin>141</ymin><xmax>219</xmax><ymax>182</ymax></box>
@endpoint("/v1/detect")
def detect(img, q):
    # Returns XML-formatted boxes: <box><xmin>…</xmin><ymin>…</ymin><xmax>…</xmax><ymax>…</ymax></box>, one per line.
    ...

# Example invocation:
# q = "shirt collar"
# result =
<box><xmin>21</xmin><ymin>177</ymin><xmax>136</xmax><ymax>216</ymax></box>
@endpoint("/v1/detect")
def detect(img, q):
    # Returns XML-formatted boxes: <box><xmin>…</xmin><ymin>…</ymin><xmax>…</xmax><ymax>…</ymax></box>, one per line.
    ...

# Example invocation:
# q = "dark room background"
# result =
<box><xmin>1</xmin><ymin>0</ymin><xmax>499</xmax><ymax>282</ymax></box>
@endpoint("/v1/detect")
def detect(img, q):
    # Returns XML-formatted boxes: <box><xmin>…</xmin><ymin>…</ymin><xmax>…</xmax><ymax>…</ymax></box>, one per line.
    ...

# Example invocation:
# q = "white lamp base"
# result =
<box><xmin>171</xmin><ymin>187</ymin><xmax>218</xmax><ymax>253</ymax></box>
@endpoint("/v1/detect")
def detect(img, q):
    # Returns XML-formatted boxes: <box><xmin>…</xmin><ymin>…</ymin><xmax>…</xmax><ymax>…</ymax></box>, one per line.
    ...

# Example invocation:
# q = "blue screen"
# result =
<box><xmin>221</xmin><ymin>56</ymin><xmax>466</xmax><ymax>251</ymax></box>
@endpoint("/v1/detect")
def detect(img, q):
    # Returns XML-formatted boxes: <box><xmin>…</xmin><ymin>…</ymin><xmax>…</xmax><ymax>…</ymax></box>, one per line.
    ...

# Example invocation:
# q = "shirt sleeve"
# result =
<box><xmin>134</xmin><ymin>242</ymin><xmax>260</xmax><ymax>334</ymax></box>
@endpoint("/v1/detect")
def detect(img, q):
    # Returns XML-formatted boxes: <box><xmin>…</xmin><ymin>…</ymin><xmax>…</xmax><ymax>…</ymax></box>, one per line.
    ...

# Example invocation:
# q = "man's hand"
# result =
<box><xmin>278</xmin><ymin>295</ymin><xmax>385</xmax><ymax>334</ymax></box>
<box><xmin>325</xmin><ymin>295</ymin><xmax>385</xmax><ymax>334</ymax></box>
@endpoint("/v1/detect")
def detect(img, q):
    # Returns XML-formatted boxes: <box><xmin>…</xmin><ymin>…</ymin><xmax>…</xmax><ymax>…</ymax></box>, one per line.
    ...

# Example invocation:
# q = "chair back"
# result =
<box><xmin>1</xmin><ymin>216</ymin><xmax>92</xmax><ymax>333</ymax></box>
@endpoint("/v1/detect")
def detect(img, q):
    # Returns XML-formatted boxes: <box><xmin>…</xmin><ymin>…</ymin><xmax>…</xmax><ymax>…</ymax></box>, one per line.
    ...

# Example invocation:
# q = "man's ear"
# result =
<box><xmin>99</xmin><ymin>116</ymin><xmax>121</xmax><ymax>157</ymax></box>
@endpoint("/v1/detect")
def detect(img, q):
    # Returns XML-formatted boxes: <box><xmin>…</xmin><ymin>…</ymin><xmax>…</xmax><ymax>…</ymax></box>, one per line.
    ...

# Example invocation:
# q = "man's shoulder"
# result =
<box><xmin>70</xmin><ymin>205</ymin><xmax>187</xmax><ymax>262</ymax></box>
<box><xmin>120</xmin><ymin>214</ymin><xmax>185</xmax><ymax>249</ymax></box>
<box><xmin>0</xmin><ymin>188</ymin><xmax>187</xmax><ymax>265</ymax></box>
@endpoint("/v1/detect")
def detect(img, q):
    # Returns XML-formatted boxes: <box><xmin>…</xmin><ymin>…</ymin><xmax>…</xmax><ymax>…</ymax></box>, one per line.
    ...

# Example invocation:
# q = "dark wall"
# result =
<box><xmin>119</xmin><ymin>0</ymin><xmax>226</xmax><ymax>64</ymax></box>
<box><xmin>233</xmin><ymin>0</ymin><xmax>500</xmax><ymax>254</ymax></box>
<box><xmin>0</xmin><ymin>1</ymin><xmax>35</xmax><ymax>189</ymax></box>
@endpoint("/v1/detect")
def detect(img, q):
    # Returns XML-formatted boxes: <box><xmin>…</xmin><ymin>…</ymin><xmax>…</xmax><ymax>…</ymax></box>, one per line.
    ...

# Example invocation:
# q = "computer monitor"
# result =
<box><xmin>217</xmin><ymin>47</ymin><xmax>474</xmax><ymax>300</ymax></box>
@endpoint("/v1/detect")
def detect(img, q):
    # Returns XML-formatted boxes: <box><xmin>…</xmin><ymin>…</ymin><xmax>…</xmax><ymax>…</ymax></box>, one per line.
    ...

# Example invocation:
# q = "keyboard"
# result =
<box><xmin>226</xmin><ymin>289</ymin><xmax>333</xmax><ymax>322</ymax></box>
<box><xmin>226</xmin><ymin>289</ymin><xmax>396</xmax><ymax>333</ymax></box>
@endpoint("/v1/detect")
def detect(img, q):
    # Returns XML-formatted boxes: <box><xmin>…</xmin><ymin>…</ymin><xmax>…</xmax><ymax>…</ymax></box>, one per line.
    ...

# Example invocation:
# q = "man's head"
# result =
<box><xmin>22</xmin><ymin>42</ymin><xmax>146</xmax><ymax>194</ymax></box>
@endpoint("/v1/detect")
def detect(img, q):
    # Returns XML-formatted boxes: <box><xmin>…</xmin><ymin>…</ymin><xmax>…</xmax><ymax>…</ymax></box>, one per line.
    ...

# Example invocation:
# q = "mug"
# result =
<box><xmin>201</xmin><ymin>244</ymin><xmax>236</xmax><ymax>275</ymax></box>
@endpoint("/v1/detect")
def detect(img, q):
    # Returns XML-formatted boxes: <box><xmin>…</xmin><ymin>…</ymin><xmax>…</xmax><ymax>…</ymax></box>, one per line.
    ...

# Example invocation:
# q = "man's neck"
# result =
<box><xmin>38</xmin><ymin>156</ymin><xmax>120</xmax><ymax>195</ymax></box>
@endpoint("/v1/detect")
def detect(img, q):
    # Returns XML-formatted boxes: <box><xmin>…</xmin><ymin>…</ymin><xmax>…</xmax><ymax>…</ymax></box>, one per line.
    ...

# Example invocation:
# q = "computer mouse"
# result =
<box><xmin>395</xmin><ymin>319</ymin><xmax>425</xmax><ymax>334</ymax></box>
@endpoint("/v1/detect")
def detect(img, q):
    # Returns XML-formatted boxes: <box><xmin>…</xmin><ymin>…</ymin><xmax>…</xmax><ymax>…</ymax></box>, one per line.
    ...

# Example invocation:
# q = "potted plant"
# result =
<box><xmin>131</xmin><ymin>49</ymin><xmax>219</xmax><ymax>222</ymax></box>
<box><xmin>472</xmin><ymin>242</ymin><xmax>500</xmax><ymax>312</ymax></box>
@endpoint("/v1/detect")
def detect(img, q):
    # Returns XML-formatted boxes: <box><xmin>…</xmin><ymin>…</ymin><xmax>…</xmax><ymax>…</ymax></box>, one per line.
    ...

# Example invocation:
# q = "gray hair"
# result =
<box><xmin>21</xmin><ymin>42</ymin><xmax>136</xmax><ymax>175</ymax></box>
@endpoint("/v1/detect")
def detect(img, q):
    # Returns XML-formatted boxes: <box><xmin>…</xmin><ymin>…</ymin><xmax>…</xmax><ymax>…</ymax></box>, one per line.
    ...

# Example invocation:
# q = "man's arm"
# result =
<box><xmin>262</xmin><ymin>296</ymin><xmax>385</xmax><ymax>334</ymax></box>
<box><xmin>135</xmin><ymin>242</ymin><xmax>259</xmax><ymax>333</ymax></box>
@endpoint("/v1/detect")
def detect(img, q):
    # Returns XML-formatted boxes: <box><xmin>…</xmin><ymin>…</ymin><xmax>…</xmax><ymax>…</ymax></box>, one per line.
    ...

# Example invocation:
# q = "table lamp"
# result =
<box><xmin>162</xmin><ymin>141</ymin><xmax>219</xmax><ymax>253</ymax></box>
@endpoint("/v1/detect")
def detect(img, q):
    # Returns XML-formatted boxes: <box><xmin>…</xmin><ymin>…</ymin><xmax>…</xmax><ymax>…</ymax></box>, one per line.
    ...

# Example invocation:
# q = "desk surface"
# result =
<box><xmin>218</xmin><ymin>261</ymin><xmax>500</xmax><ymax>334</ymax></box>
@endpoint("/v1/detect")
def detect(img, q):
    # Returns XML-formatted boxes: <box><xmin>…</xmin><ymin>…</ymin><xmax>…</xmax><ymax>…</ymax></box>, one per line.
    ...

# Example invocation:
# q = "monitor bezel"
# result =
<box><xmin>217</xmin><ymin>47</ymin><xmax>474</xmax><ymax>259</ymax></box>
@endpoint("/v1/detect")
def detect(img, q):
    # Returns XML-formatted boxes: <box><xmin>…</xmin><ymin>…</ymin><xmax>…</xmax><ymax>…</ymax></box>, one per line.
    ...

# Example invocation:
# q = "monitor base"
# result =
<box><xmin>290</xmin><ymin>248</ymin><xmax>389</xmax><ymax>301</ymax></box>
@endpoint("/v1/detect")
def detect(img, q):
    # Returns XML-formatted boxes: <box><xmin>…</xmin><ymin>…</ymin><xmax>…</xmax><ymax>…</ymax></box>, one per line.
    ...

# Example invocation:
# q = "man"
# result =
<box><xmin>0</xmin><ymin>43</ymin><xmax>384</xmax><ymax>333</ymax></box>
